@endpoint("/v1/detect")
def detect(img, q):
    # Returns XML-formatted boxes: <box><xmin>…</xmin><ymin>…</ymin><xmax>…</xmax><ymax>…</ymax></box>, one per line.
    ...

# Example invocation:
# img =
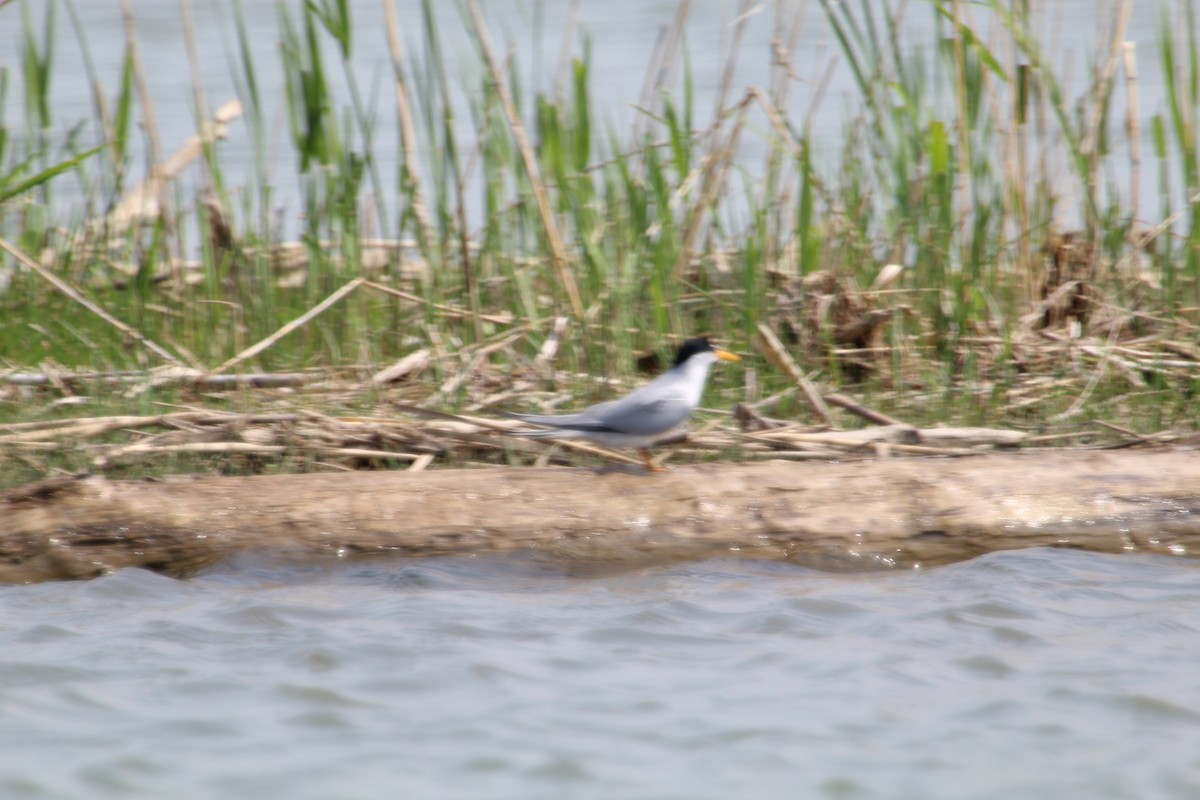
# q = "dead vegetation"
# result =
<box><xmin>4</xmin><ymin>0</ymin><xmax>1199</xmax><ymax>489</ymax></box>
<box><xmin>4</xmin><ymin>195</ymin><xmax>1200</xmax><ymax>487</ymax></box>
<box><xmin>2</xmin><ymin>309</ymin><xmax>1195</xmax><ymax>484</ymax></box>
<box><xmin>3</xmin><ymin>77</ymin><xmax>1200</xmax><ymax>484</ymax></box>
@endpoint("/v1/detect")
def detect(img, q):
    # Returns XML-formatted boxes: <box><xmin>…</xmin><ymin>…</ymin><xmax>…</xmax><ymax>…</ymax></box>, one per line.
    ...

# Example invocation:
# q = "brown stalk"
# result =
<box><xmin>636</xmin><ymin>1</ymin><xmax>690</xmax><ymax>142</ymax></box>
<box><xmin>0</xmin><ymin>414</ymin><xmax>201</xmax><ymax>444</ymax></box>
<box><xmin>362</xmin><ymin>280</ymin><xmax>514</xmax><ymax>325</ymax></box>
<box><xmin>944</xmin><ymin>0</ymin><xmax>971</xmax><ymax>233</ymax></box>
<box><xmin>823</xmin><ymin>393</ymin><xmax>906</xmax><ymax>427</ymax></box>
<box><xmin>104</xmin><ymin>100</ymin><xmax>243</xmax><ymax>236</ymax></box>
<box><xmin>712</xmin><ymin>0</ymin><xmax>757</xmax><ymax>129</ymax></box>
<box><xmin>381</xmin><ymin>0</ymin><xmax>435</xmax><ymax>254</ymax></box>
<box><xmin>2</xmin><ymin>371</ymin><xmax>311</xmax><ymax>390</ymax></box>
<box><xmin>1082</xmin><ymin>0</ymin><xmax>1134</xmax><ymax>167</ymax></box>
<box><xmin>1122</xmin><ymin>41</ymin><xmax>1141</xmax><ymax>228</ymax></box>
<box><xmin>463</xmin><ymin>0</ymin><xmax>584</xmax><ymax>320</ymax></box>
<box><xmin>179</xmin><ymin>0</ymin><xmax>211</xmax><ymax>150</ymax></box>
<box><xmin>755</xmin><ymin>322</ymin><xmax>834</xmax><ymax>426</ymax></box>
<box><xmin>119</xmin><ymin>0</ymin><xmax>161</xmax><ymax>170</ymax></box>
<box><xmin>672</xmin><ymin>90</ymin><xmax>754</xmax><ymax>280</ymax></box>
<box><xmin>211</xmin><ymin>277</ymin><xmax>366</xmax><ymax>374</ymax></box>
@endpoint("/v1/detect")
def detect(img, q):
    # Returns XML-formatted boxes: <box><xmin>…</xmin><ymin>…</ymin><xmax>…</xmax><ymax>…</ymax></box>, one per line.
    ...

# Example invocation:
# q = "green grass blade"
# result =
<box><xmin>0</xmin><ymin>143</ymin><xmax>103</xmax><ymax>202</ymax></box>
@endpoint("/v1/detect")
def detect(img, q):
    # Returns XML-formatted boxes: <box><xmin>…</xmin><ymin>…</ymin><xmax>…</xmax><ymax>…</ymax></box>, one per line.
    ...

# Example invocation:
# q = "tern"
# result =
<box><xmin>503</xmin><ymin>337</ymin><xmax>741</xmax><ymax>471</ymax></box>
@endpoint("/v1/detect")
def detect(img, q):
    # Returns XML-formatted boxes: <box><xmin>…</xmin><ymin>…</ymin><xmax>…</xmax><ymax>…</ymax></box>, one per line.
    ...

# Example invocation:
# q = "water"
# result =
<box><xmin>3</xmin><ymin>548</ymin><xmax>1199</xmax><ymax>799</ymax></box>
<box><xmin>5</xmin><ymin>0</ymin><xmax>1175</xmax><ymax>231</ymax></box>
<box><xmin>5</xmin><ymin>7</ymin><xmax>1197</xmax><ymax>792</ymax></box>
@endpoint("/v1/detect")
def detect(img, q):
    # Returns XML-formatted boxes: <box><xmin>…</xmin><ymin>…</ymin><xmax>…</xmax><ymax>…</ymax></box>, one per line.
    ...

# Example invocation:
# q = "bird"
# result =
<box><xmin>502</xmin><ymin>337</ymin><xmax>741</xmax><ymax>471</ymax></box>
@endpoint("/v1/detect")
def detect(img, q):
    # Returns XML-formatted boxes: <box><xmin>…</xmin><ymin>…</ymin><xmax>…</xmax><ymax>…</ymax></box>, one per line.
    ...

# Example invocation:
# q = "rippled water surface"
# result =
<box><xmin>3</xmin><ymin>548</ymin><xmax>1200</xmax><ymax>799</ymax></box>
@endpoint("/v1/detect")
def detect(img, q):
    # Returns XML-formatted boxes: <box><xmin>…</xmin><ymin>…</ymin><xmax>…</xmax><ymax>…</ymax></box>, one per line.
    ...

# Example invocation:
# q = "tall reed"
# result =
<box><xmin>0</xmin><ymin>0</ymin><xmax>1197</xmax><ymax>420</ymax></box>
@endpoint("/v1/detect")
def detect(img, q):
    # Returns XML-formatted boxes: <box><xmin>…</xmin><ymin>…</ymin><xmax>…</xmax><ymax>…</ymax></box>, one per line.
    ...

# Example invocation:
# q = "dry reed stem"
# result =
<box><xmin>408</xmin><ymin>453</ymin><xmax>435</xmax><ymax>471</ymax></box>
<box><xmin>949</xmin><ymin>0</ymin><xmax>972</xmax><ymax>233</ymax></box>
<box><xmin>104</xmin><ymin>100</ymin><xmax>243</xmax><ymax>235</ymax></box>
<box><xmin>637</xmin><ymin>1</ymin><xmax>690</xmax><ymax>142</ymax></box>
<box><xmin>119</xmin><ymin>0</ymin><xmax>161</xmax><ymax>171</ymax></box>
<box><xmin>673</xmin><ymin>90</ymin><xmax>754</xmax><ymax>280</ymax></box>
<box><xmin>0</xmin><ymin>384</ymin><xmax>1160</xmax><ymax>482</ymax></box>
<box><xmin>1083</xmin><ymin>0</ymin><xmax>1133</xmax><ymax>168</ymax></box>
<box><xmin>8</xmin><ymin>274</ymin><xmax>1200</xmax><ymax>480</ymax></box>
<box><xmin>0</xmin><ymin>415</ymin><xmax>189</xmax><ymax>442</ymax></box>
<box><xmin>1123</xmin><ymin>41</ymin><xmax>1141</xmax><ymax>226</ymax></box>
<box><xmin>755</xmin><ymin>322</ymin><xmax>834</xmax><ymax>425</ymax></box>
<box><xmin>1130</xmin><ymin>189</ymin><xmax>1200</xmax><ymax>255</ymax></box>
<box><xmin>373</xmin><ymin>350</ymin><xmax>431</xmax><ymax>385</ymax></box>
<box><xmin>423</xmin><ymin>330</ymin><xmax>527</xmax><ymax>405</ymax></box>
<box><xmin>536</xmin><ymin>317</ymin><xmax>570</xmax><ymax>369</ymax></box>
<box><xmin>823</xmin><ymin>393</ymin><xmax>906</xmax><ymax>427</ymax></box>
<box><xmin>111</xmin><ymin>442</ymin><xmax>287</xmax><ymax>457</ymax></box>
<box><xmin>0</xmin><ymin>411</ymin><xmax>300</xmax><ymax>436</ymax></box>
<box><xmin>464</xmin><ymin>0</ymin><xmax>584</xmax><ymax>320</ymax></box>
<box><xmin>750</xmin><ymin>86</ymin><xmax>799</xmax><ymax>153</ymax></box>
<box><xmin>180</xmin><ymin>0</ymin><xmax>209</xmax><ymax>130</ymax></box>
<box><xmin>1093</xmin><ymin>419</ymin><xmax>1156</xmax><ymax>443</ymax></box>
<box><xmin>712</xmin><ymin>0</ymin><xmax>756</xmax><ymax>129</ymax></box>
<box><xmin>362</xmin><ymin>280</ymin><xmax>514</xmax><ymax>324</ymax></box>
<box><xmin>735</xmin><ymin>425</ymin><xmax>983</xmax><ymax>458</ymax></box>
<box><xmin>520</xmin><ymin>438</ymin><xmax>644</xmax><ymax>468</ymax></box>
<box><xmin>212</xmin><ymin>277</ymin><xmax>366</xmax><ymax>374</ymax></box>
<box><xmin>0</xmin><ymin>236</ymin><xmax>184</xmax><ymax>367</ymax></box>
<box><xmin>3</xmin><ymin>371</ymin><xmax>313</xmax><ymax>389</ymax></box>
<box><xmin>767</xmin><ymin>0</ymin><xmax>805</xmax><ymax>107</ymax></box>
<box><xmin>381</xmin><ymin>0</ymin><xmax>435</xmax><ymax>252</ymax></box>
<box><xmin>113</xmin><ymin>443</ymin><xmax>420</xmax><ymax>462</ymax></box>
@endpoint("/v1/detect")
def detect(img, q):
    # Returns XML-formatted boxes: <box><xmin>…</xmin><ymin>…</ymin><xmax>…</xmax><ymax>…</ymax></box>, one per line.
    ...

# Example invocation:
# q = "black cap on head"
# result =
<box><xmin>673</xmin><ymin>337</ymin><xmax>715</xmax><ymax>367</ymax></box>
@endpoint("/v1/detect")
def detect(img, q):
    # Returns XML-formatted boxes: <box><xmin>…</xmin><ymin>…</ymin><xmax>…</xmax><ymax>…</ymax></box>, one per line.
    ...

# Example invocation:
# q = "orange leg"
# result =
<box><xmin>639</xmin><ymin>448</ymin><xmax>666</xmax><ymax>472</ymax></box>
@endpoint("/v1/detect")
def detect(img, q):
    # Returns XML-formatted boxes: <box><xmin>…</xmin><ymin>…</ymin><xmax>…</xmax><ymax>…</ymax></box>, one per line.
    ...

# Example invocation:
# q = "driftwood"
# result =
<box><xmin>3</xmin><ymin>370</ymin><xmax>312</xmax><ymax>389</ymax></box>
<box><xmin>3</xmin><ymin>448</ymin><xmax>1199</xmax><ymax>583</ymax></box>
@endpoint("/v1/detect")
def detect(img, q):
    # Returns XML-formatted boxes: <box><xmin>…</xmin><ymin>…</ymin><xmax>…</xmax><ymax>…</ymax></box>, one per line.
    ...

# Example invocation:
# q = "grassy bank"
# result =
<box><xmin>1</xmin><ymin>0</ymin><xmax>1199</xmax><ymax>487</ymax></box>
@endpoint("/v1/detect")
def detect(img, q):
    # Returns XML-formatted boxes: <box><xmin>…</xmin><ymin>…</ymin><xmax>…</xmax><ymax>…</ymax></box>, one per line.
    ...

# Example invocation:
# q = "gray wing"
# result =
<box><xmin>571</xmin><ymin>374</ymin><xmax>694</xmax><ymax>435</ymax></box>
<box><xmin>585</xmin><ymin>393</ymin><xmax>692</xmax><ymax>435</ymax></box>
<box><xmin>503</xmin><ymin>377</ymin><xmax>693</xmax><ymax>435</ymax></box>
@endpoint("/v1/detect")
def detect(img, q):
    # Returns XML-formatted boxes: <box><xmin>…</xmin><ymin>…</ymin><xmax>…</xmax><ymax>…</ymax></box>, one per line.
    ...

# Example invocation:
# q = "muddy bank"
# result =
<box><xmin>4</xmin><ymin>448</ymin><xmax>1199</xmax><ymax>582</ymax></box>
